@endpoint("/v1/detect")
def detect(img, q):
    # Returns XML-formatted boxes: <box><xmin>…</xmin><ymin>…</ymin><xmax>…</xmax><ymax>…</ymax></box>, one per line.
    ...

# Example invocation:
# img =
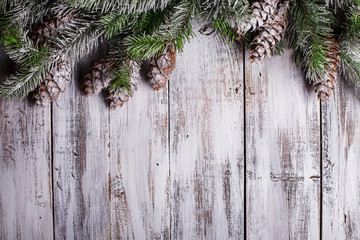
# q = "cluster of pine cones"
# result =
<box><xmin>28</xmin><ymin>0</ymin><xmax>338</xmax><ymax>108</ymax></box>
<box><xmin>29</xmin><ymin>14</ymin><xmax>176</xmax><ymax>109</ymax></box>
<box><xmin>235</xmin><ymin>0</ymin><xmax>338</xmax><ymax>101</ymax></box>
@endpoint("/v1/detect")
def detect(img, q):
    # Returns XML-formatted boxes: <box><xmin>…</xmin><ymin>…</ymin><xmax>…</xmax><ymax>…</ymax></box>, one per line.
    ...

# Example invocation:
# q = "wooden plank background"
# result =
<box><xmin>1</xmin><ymin>22</ymin><xmax>360</xmax><ymax>239</ymax></box>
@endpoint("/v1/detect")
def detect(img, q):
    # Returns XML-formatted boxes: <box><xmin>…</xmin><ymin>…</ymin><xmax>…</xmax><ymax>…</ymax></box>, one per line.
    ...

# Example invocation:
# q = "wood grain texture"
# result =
<box><xmin>245</xmin><ymin>49</ymin><xmax>321</xmax><ymax>239</ymax></box>
<box><xmin>322</xmin><ymin>79</ymin><xmax>360</xmax><ymax>239</ymax></box>
<box><xmin>0</xmin><ymin>51</ymin><xmax>53</xmax><ymax>239</ymax></box>
<box><xmin>169</xmin><ymin>24</ymin><xmax>245</xmax><ymax>239</ymax></box>
<box><xmin>52</xmin><ymin>49</ymin><xmax>111</xmax><ymax>239</ymax></box>
<box><xmin>109</xmin><ymin>65</ymin><xmax>170</xmax><ymax>239</ymax></box>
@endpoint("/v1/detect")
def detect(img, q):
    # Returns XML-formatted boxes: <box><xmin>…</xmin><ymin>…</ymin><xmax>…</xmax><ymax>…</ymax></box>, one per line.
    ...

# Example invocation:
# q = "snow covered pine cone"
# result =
<box><xmin>82</xmin><ymin>58</ymin><xmax>140</xmax><ymax>109</ymax></box>
<box><xmin>236</xmin><ymin>0</ymin><xmax>283</xmax><ymax>37</ymax></box>
<box><xmin>249</xmin><ymin>1</ymin><xmax>289</xmax><ymax>63</ymax></box>
<box><xmin>106</xmin><ymin>60</ymin><xmax>141</xmax><ymax>109</ymax></box>
<box><xmin>147</xmin><ymin>43</ymin><xmax>176</xmax><ymax>90</ymax></box>
<box><xmin>82</xmin><ymin>58</ymin><xmax>115</xmax><ymax>97</ymax></box>
<box><xmin>29</xmin><ymin>13</ymin><xmax>75</xmax><ymax>107</ymax></box>
<box><xmin>313</xmin><ymin>38</ymin><xmax>340</xmax><ymax>102</ymax></box>
<box><xmin>31</xmin><ymin>58</ymin><xmax>71</xmax><ymax>107</ymax></box>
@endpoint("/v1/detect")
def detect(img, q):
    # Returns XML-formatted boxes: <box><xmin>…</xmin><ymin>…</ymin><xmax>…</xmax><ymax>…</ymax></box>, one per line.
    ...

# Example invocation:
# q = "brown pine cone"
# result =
<box><xmin>249</xmin><ymin>1</ymin><xmax>289</xmax><ymax>63</ymax></box>
<box><xmin>313</xmin><ymin>38</ymin><xmax>340</xmax><ymax>102</ymax></box>
<box><xmin>28</xmin><ymin>12</ymin><xmax>75</xmax><ymax>47</ymax></box>
<box><xmin>106</xmin><ymin>60</ymin><xmax>140</xmax><ymax>109</ymax></box>
<box><xmin>31</xmin><ymin>59</ymin><xmax>71</xmax><ymax>107</ymax></box>
<box><xmin>30</xmin><ymin>13</ymin><xmax>75</xmax><ymax>107</ymax></box>
<box><xmin>147</xmin><ymin>43</ymin><xmax>176</xmax><ymax>90</ymax></box>
<box><xmin>236</xmin><ymin>0</ymin><xmax>280</xmax><ymax>37</ymax></box>
<box><xmin>82</xmin><ymin>58</ymin><xmax>115</xmax><ymax>97</ymax></box>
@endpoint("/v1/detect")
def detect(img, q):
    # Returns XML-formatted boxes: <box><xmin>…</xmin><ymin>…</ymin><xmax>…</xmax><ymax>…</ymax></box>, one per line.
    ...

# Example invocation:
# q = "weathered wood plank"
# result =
<box><xmin>322</xmin><ymin>79</ymin><xmax>360</xmax><ymax>239</ymax></box>
<box><xmin>109</xmin><ymin>65</ymin><xmax>170</xmax><ymax>239</ymax></box>
<box><xmin>52</xmin><ymin>50</ymin><xmax>111</xmax><ymax>239</ymax></box>
<box><xmin>0</xmin><ymin>51</ymin><xmax>53</xmax><ymax>239</ymax></box>
<box><xmin>245</xmin><ymin>49</ymin><xmax>321</xmax><ymax>239</ymax></box>
<box><xmin>169</xmin><ymin>25</ymin><xmax>245</xmax><ymax>239</ymax></box>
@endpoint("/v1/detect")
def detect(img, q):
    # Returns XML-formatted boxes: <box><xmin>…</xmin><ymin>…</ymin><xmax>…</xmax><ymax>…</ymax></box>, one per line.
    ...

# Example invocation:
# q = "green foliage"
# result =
<box><xmin>64</xmin><ymin>0</ymin><xmax>173</xmax><ymax>14</ymax></box>
<box><xmin>340</xmin><ymin>40</ymin><xmax>360</xmax><ymax>94</ymax></box>
<box><xmin>324</xmin><ymin>0</ymin><xmax>360</xmax><ymax>9</ymax></box>
<box><xmin>2</xmin><ymin>0</ymin><xmax>53</xmax><ymax>31</ymax></box>
<box><xmin>108</xmin><ymin>59</ymin><xmax>132</xmax><ymax>93</ymax></box>
<box><xmin>198</xmin><ymin>0</ymin><xmax>251</xmax><ymax>43</ymax></box>
<box><xmin>2</xmin><ymin>0</ymin><xmax>360</xmax><ymax>101</ymax></box>
<box><xmin>125</xmin><ymin>0</ymin><xmax>196</xmax><ymax>60</ymax></box>
<box><xmin>341</xmin><ymin>4</ymin><xmax>360</xmax><ymax>39</ymax></box>
<box><xmin>52</xmin><ymin>11</ymin><xmax>105</xmax><ymax>61</ymax></box>
<box><xmin>288</xmin><ymin>0</ymin><xmax>334</xmax><ymax>83</ymax></box>
<box><xmin>0</xmin><ymin>27</ymin><xmax>54</xmax><ymax>98</ymax></box>
<box><xmin>271</xmin><ymin>40</ymin><xmax>287</xmax><ymax>57</ymax></box>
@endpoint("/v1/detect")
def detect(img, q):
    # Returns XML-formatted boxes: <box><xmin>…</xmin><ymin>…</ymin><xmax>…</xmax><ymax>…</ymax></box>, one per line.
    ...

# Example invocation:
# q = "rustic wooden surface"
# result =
<box><xmin>245</xmin><ymin>50</ymin><xmax>321</xmax><ymax>239</ymax></box>
<box><xmin>1</xmin><ymin>25</ymin><xmax>360</xmax><ymax>239</ymax></box>
<box><xmin>322</xmin><ymin>78</ymin><xmax>360</xmax><ymax>240</ymax></box>
<box><xmin>170</xmin><ymin>26</ymin><xmax>244</xmax><ymax>239</ymax></box>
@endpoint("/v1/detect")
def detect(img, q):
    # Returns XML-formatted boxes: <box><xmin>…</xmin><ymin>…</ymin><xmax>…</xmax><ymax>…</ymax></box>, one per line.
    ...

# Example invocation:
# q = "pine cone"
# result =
<box><xmin>106</xmin><ymin>60</ymin><xmax>140</xmax><ymax>109</ymax></box>
<box><xmin>313</xmin><ymin>38</ymin><xmax>340</xmax><ymax>102</ymax></box>
<box><xmin>249</xmin><ymin>1</ymin><xmax>289</xmax><ymax>63</ymax></box>
<box><xmin>28</xmin><ymin>12</ymin><xmax>75</xmax><ymax>47</ymax></box>
<box><xmin>82</xmin><ymin>58</ymin><xmax>115</xmax><ymax>97</ymax></box>
<box><xmin>147</xmin><ymin>43</ymin><xmax>176</xmax><ymax>90</ymax></box>
<box><xmin>30</xmin><ymin>13</ymin><xmax>75</xmax><ymax>107</ymax></box>
<box><xmin>31</xmin><ymin>59</ymin><xmax>71</xmax><ymax>107</ymax></box>
<box><xmin>236</xmin><ymin>0</ymin><xmax>280</xmax><ymax>37</ymax></box>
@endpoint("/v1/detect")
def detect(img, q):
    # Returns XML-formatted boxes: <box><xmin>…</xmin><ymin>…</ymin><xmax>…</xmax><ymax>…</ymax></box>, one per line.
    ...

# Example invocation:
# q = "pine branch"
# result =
<box><xmin>325</xmin><ymin>0</ymin><xmax>359</xmax><ymax>9</ymax></box>
<box><xmin>0</xmin><ymin>0</ymin><xmax>20</xmax><ymax>14</ymax></box>
<box><xmin>51</xmin><ymin>11</ymin><xmax>105</xmax><ymax>61</ymax></box>
<box><xmin>108</xmin><ymin>59</ymin><xmax>132</xmax><ymax>93</ymax></box>
<box><xmin>101</xmin><ymin>12</ymin><xmax>132</xmax><ymax>39</ymax></box>
<box><xmin>125</xmin><ymin>34</ymin><xmax>167</xmax><ymax>59</ymax></box>
<box><xmin>341</xmin><ymin>3</ymin><xmax>360</xmax><ymax>39</ymax></box>
<box><xmin>199</xmin><ymin>0</ymin><xmax>251</xmax><ymax>42</ymax></box>
<box><xmin>271</xmin><ymin>40</ymin><xmax>287</xmax><ymax>56</ymax></box>
<box><xmin>288</xmin><ymin>0</ymin><xmax>334</xmax><ymax>83</ymax></box>
<box><xmin>340</xmin><ymin>40</ymin><xmax>360</xmax><ymax>90</ymax></box>
<box><xmin>2</xmin><ymin>0</ymin><xmax>54</xmax><ymax>31</ymax></box>
<box><xmin>0</xmin><ymin>26</ymin><xmax>59</xmax><ymax>98</ymax></box>
<box><xmin>64</xmin><ymin>0</ymin><xmax>173</xmax><ymax>14</ymax></box>
<box><xmin>125</xmin><ymin>0</ymin><xmax>196</xmax><ymax>60</ymax></box>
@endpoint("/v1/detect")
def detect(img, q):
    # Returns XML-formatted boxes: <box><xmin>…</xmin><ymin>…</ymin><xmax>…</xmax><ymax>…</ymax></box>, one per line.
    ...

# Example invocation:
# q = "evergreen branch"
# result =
<box><xmin>271</xmin><ymin>40</ymin><xmax>287</xmax><ymax>56</ymax></box>
<box><xmin>125</xmin><ymin>0</ymin><xmax>196</xmax><ymax>60</ymax></box>
<box><xmin>99</xmin><ymin>11</ymin><xmax>138</xmax><ymax>39</ymax></box>
<box><xmin>125</xmin><ymin>34</ymin><xmax>167</xmax><ymax>59</ymax></box>
<box><xmin>0</xmin><ymin>0</ymin><xmax>19</xmax><ymax>14</ymax></box>
<box><xmin>108</xmin><ymin>59</ymin><xmax>132</xmax><ymax>93</ymax></box>
<box><xmin>325</xmin><ymin>0</ymin><xmax>359</xmax><ymax>9</ymax></box>
<box><xmin>2</xmin><ymin>0</ymin><xmax>53</xmax><ymax>31</ymax></box>
<box><xmin>51</xmin><ymin>12</ymin><xmax>106</xmax><ymax>61</ymax></box>
<box><xmin>0</xmin><ymin>59</ymin><xmax>55</xmax><ymax>99</ymax></box>
<box><xmin>0</xmin><ymin>25</ymin><xmax>56</xmax><ymax>98</ymax></box>
<box><xmin>199</xmin><ymin>0</ymin><xmax>250</xmax><ymax>28</ymax></box>
<box><xmin>135</xmin><ymin>4</ymin><xmax>173</xmax><ymax>35</ymax></box>
<box><xmin>340</xmin><ymin>40</ymin><xmax>360</xmax><ymax>89</ymax></box>
<box><xmin>341</xmin><ymin>4</ymin><xmax>360</xmax><ymax>39</ymax></box>
<box><xmin>288</xmin><ymin>0</ymin><xmax>334</xmax><ymax>83</ymax></box>
<box><xmin>64</xmin><ymin>0</ymin><xmax>173</xmax><ymax>14</ymax></box>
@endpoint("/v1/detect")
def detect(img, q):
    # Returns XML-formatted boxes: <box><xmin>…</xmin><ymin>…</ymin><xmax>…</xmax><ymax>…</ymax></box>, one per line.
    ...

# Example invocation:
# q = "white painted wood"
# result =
<box><xmin>3</xmin><ymin>34</ymin><xmax>360</xmax><ymax>240</ymax></box>
<box><xmin>109</xmin><ymin>66</ymin><xmax>170</xmax><ymax>239</ymax></box>
<box><xmin>322</xmin><ymin>79</ymin><xmax>360</xmax><ymax>239</ymax></box>
<box><xmin>0</xmin><ymin>52</ymin><xmax>53</xmax><ymax>239</ymax></box>
<box><xmin>52</xmin><ymin>51</ymin><xmax>111</xmax><ymax>239</ymax></box>
<box><xmin>169</xmin><ymin>24</ymin><xmax>245</xmax><ymax>239</ymax></box>
<box><xmin>245</xmin><ymin>49</ymin><xmax>321</xmax><ymax>239</ymax></box>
